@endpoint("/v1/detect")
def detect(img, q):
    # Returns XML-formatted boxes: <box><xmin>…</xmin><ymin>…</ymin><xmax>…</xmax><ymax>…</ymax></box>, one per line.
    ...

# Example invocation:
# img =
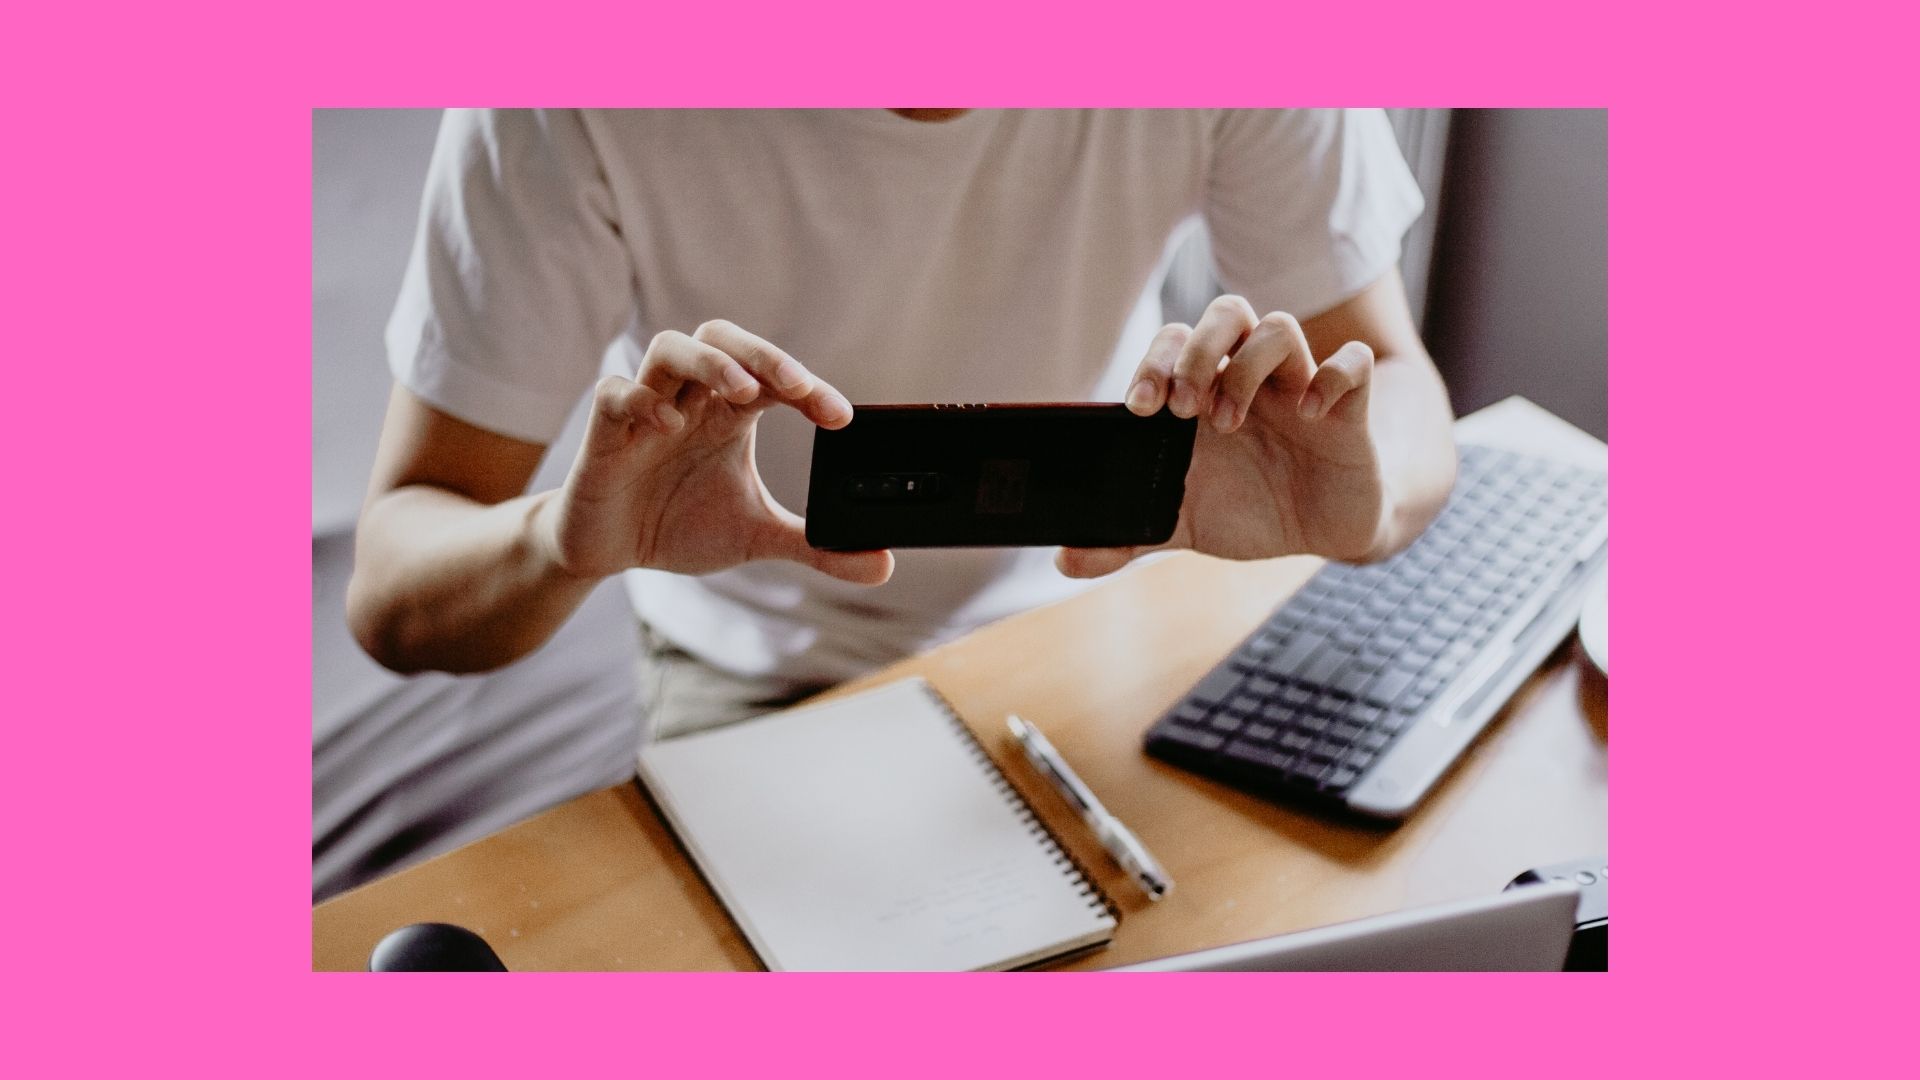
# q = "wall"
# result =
<box><xmin>1423</xmin><ymin>109</ymin><xmax>1609</xmax><ymax>438</ymax></box>
<box><xmin>312</xmin><ymin>109</ymin><xmax>444</xmax><ymax>534</ymax></box>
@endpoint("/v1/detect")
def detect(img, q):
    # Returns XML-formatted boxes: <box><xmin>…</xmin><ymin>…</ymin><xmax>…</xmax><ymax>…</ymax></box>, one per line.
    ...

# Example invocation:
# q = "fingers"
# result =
<box><xmin>634</xmin><ymin>322</ymin><xmax>854</xmax><ymax>430</ymax></box>
<box><xmin>1124</xmin><ymin>323</ymin><xmax>1190</xmax><ymax>416</ymax></box>
<box><xmin>1132</xmin><ymin>301</ymin><xmax>1349</xmax><ymax>432</ymax></box>
<box><xmin>755</xmin><ymin>505</ymin><xmax>895</xmax><ymax>585</ymax></box>
<box><xmin>638</xmin><ymin>330</ymin><xmax>763</xmax><ymax>409</ymax></box>
<box><xmin>1210</xmin><ymin>310</ymin><xmax>1315</xmax><ymax>433</ymax></box>
<box><xmin>1169</xmin><ymin>295</ymin><xmax>1259</xmax><ymax>421</ymax></box>
<box><xmin>1300</xmin><ymin>340</ymin><xmax>1374</xmax><ymax>421</ymax></box>
<box><xmin>693</xmin><ymin>320</ymin><xmax>854</xmax><ymax>429</ymax></box>
<box><xmin>587</xmin><ymin>374</ymin><xmax>682</xmax><ymax>449</ymax></box>
<box><xmin>1054</xmin><ymin>545</ymin><xmax>1144</xmax><ymax>579</ymax></box>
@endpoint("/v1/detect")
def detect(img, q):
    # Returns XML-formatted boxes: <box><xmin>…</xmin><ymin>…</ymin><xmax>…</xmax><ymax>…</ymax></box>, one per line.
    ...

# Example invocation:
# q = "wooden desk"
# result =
<box><xmin>314</xmin><ymin>551</ymin><xmax>1608</xmax><ymax>972</ymax></box>
<box><xmin>315</xmin><ymin>398</ymin><xmax>1608</xmax><ymax>970</ymax></box>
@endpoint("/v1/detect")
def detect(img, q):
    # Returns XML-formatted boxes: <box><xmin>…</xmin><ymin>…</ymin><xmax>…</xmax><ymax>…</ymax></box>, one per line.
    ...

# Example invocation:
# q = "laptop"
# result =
<box><xmin>1109</xmin><ymin>881</ymin><xmax>1580</xmax><ymax>971</ymax></box>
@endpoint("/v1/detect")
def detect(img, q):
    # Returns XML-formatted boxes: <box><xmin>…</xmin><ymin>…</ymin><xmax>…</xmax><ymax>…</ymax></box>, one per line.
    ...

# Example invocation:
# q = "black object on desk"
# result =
<box><xmin>1143</xmin><ymin>442</ymin><xmax>1608</xmax><ymax>821</ymax></box>
<box><xmin>1508</xmin><ymin>857</ymin><xmax>1608</xmax><ymax>971</ymax></box>
<box><xmin>369</xmin><ymin>923</ymin><xmax>508</xmax><ymax>972</ymax></box>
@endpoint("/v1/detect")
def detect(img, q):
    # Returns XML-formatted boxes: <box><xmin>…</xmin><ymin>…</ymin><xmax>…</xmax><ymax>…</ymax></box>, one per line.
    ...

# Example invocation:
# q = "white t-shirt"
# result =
<box><xmin>387</xmin><ymin>109</ymin><xmax>1423</xmax><ymax>685</ymax></box>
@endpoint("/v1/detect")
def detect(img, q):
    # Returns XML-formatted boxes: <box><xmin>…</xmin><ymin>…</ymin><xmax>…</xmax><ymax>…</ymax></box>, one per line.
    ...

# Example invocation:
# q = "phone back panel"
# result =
<box><xmin>805</xmin><ymin>404</ymin><xmax>1197</xmax><ymax>550</ymax></box>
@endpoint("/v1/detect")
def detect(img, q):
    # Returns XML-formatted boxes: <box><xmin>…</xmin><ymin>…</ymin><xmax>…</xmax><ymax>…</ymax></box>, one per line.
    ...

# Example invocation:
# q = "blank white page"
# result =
<box><xmin>637</xmin><ymin>678</ymin><xmax>1115</xmax><ymax>971</ymax></box>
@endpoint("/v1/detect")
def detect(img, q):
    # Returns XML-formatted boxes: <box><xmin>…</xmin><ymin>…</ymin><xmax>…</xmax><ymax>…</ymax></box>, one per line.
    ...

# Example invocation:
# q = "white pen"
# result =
<box><xmin>1006</xmin><ymin>714</ymin><xmax>1173</xmax><ymax>901</ymax></box>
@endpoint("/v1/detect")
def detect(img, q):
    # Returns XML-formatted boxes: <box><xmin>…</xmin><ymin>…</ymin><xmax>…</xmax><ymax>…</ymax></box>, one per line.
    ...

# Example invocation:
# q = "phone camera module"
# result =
<box><xmin>846</xmin><ymin>473</ymin><xmax>943</xmax><ymax>503</ymax></box>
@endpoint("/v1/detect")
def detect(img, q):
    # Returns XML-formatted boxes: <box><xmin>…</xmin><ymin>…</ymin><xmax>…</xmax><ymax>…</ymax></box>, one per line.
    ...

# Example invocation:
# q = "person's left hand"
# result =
<box><xmin>1057</xmin><ymin>295</ymin><xmax>1390</xmax><ymax>578</ymax></box>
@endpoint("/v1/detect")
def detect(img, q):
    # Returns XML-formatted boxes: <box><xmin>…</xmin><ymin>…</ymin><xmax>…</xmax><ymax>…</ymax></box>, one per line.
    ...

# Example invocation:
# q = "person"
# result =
<box><xmin>347</xmin><ymin>108</ymin><xmax>1457</xmax><ymax>739</ymax></box>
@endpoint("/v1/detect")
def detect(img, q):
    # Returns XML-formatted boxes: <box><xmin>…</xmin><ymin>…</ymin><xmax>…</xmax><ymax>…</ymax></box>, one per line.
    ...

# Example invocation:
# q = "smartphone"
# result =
<box><xmin>805</xmin><ymin>403</ymin><xmax>1198</xmax><ymax>550</ymax></box>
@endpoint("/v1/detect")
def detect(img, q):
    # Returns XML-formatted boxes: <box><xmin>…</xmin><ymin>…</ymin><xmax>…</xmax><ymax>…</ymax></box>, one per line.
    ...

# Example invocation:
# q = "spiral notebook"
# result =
<box><xmin>637</xmin><ymin>677</ymin><xmax>1119</xmax><ymax>971</ymax></box>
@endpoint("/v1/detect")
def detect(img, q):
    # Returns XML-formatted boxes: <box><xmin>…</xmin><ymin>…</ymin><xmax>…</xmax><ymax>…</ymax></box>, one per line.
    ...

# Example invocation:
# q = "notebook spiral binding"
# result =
<box><xmin>923</xmin><ymin>684</ymin><xmax>1122</xmax><ymax>925</ymax></box>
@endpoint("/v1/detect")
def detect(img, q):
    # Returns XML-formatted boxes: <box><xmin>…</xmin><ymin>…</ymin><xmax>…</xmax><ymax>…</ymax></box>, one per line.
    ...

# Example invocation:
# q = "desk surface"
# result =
<box><xmin>312</xmin><ymin>399</ymin><xmax>1609</xmax><ymax>972</ymax></box>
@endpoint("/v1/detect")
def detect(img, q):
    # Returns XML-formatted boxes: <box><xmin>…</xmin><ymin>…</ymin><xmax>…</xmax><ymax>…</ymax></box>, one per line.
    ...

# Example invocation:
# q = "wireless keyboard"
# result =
<box><xmin>1143</xmin><ymin>442</ymin><xmax>1607</xmax><ymax>820</ymax></box>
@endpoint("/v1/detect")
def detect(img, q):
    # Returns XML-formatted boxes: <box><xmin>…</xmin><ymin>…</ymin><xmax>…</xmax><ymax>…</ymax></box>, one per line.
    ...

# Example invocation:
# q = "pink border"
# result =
<box><xmin>9</xmin><ymin>0</ymin><xmax>1907</xmax><ymax>1073</ymax></box>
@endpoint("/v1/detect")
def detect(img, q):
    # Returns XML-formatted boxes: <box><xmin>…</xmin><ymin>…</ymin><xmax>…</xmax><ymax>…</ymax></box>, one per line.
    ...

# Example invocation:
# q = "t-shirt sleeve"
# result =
<box><xmin>385</xmin><ymin>109</ymin><xmax>636</xmax><ymax>444</ymax></box>
<box><xmin>1203</xmin><ymin>108</ymin><xmax>1426</xmax><ymax>320</ymax></box>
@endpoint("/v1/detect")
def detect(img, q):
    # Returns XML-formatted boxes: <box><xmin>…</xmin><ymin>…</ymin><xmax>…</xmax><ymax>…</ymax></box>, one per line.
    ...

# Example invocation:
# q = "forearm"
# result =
<box><xmin>1366</xmin><ymin>350</ymin><xmax>1457</xmax><ymax>557</ymax></box>
<box><xmin>347</xmin><ymin>485</ymin><xmax>599</xmax><ymax>674</ymax></box>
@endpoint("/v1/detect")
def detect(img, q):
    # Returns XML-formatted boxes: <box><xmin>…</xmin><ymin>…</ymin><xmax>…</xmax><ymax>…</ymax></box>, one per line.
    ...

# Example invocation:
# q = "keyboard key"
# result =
<box><xmin>1224</xmin><ymin>741</ymin><xmax>1288</xmax><ymax>770</ymax></box>
<box><xmin>1208</xmin><ymin>713</ymin><xmax>1245</xmax><ymax>734</ymax></box>
<box><xmin>1228</xmin><ymin>694</ymin><xmax>1263</xmax><ymax>716</ymax></box>
<box><xmin>1365</xmin><ymin>668</ymin><xmax>1416</xmax><ymax>706</ymax></box>
<box><xmin>1303</xmin><ymin>612</ymin><xmax>1342</xmax><ymax>635</ymax></box>
<box><xmin>1301</xmin><ymin>648</ymin><xmax>1348</xmax><ymax>685</ymax></box>
<box><xmin>1434</xmin><ymin>640</ymin><xmax>1477</xmax><ymax>670</ymax></box>
<box><xmin>1187</xmin><ymin>666</ymin><xmax>1242</xmax><ymax>705</ymax></box>
<box><xmin>1290</xmin><ymin>761</ymin><xmax>1330</xmax><ymax>785</ymax></box>
<box><xmin>1328</xmin><ymin>767</ymin><xmax>1360</xmax><ymax>789</ymax></box>
<box><xmin>1331</xmin><ymin>665</ymin><xmax>1373</xmax><ymax>697</ymax></box>
<box><xmin>1245</xmin><ymin>722</ymin><xmax>1278</xmax><ymax>742</ymax></box>
<box><xmin>1268</xmin><ymin>609</ymin><xmax>1308</xmax><ymax>632</ymax></box>
<box><xmin>1279</xmin><ymin>730</ymin><xmax>1314</xmax><ymax>752</ymax></box>
<box><xmin>1154</xmin><ymin>725</ymin><xmax>1223</xmax><ymax>752</ymax></box>
<box><xmin>1273</xmin><ymin>635</ymin><xmax>1322</xmax><ymax>673</ymax></box>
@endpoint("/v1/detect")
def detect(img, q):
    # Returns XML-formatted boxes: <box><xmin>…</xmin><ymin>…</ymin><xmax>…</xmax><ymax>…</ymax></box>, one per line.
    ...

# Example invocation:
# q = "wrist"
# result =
<box><xmin>1360</xmin><ymin>495</ymin><xmax>1404</xmax><ymax>563</ymax></box>
<box><xmin>1364</xmin><ymin>454</ymin><xmax>1454</xmax><ymax>563</ymax></box>
<box><xmin>523</xmin><ymin>489</ymin><xmax>605</xmax><ymax>585</ymax></box>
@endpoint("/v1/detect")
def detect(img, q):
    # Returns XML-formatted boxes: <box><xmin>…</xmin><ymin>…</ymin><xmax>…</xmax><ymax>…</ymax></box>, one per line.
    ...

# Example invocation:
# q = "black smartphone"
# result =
<box><xmin>805</xmin><ymin>403</ymin><xmax>1198</xmax><ymax>550</ymax></box>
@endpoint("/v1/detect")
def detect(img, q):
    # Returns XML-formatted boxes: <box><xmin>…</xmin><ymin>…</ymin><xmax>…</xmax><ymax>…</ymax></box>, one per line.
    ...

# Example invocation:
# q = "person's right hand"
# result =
<box><xmin>533</xmin><ymin>320</ymin><xmax>894</xmax><ymax>585</ymax></box>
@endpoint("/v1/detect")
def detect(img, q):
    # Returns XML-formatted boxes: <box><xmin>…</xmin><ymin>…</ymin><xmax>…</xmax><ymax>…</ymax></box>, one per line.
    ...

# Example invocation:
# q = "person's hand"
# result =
<box><xmin>535</xmin><ymin>320</ymin><xmax>894</xmax><ymax>584</ymax></box>
<box><xmin>1058</xmin><ymin>295</ymin><xmax>1388</xmax><ymax>578</ymax></box>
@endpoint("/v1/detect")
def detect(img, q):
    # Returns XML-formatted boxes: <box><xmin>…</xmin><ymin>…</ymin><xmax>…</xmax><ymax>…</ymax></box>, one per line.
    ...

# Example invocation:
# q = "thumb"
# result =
<box><xmin>1055</xmin><ymin>545</ymin><xmax>1143</xmax><ymax>579</ymax></box>
<box><xmin>755</xmin><ymin>507</ymin><xmax>895</xmax><ymax>585</ymax></box>
<box><xmin>800</xmin><ymin>545</ymin><xmax>896</xmax><ymax>586</ymax></box>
